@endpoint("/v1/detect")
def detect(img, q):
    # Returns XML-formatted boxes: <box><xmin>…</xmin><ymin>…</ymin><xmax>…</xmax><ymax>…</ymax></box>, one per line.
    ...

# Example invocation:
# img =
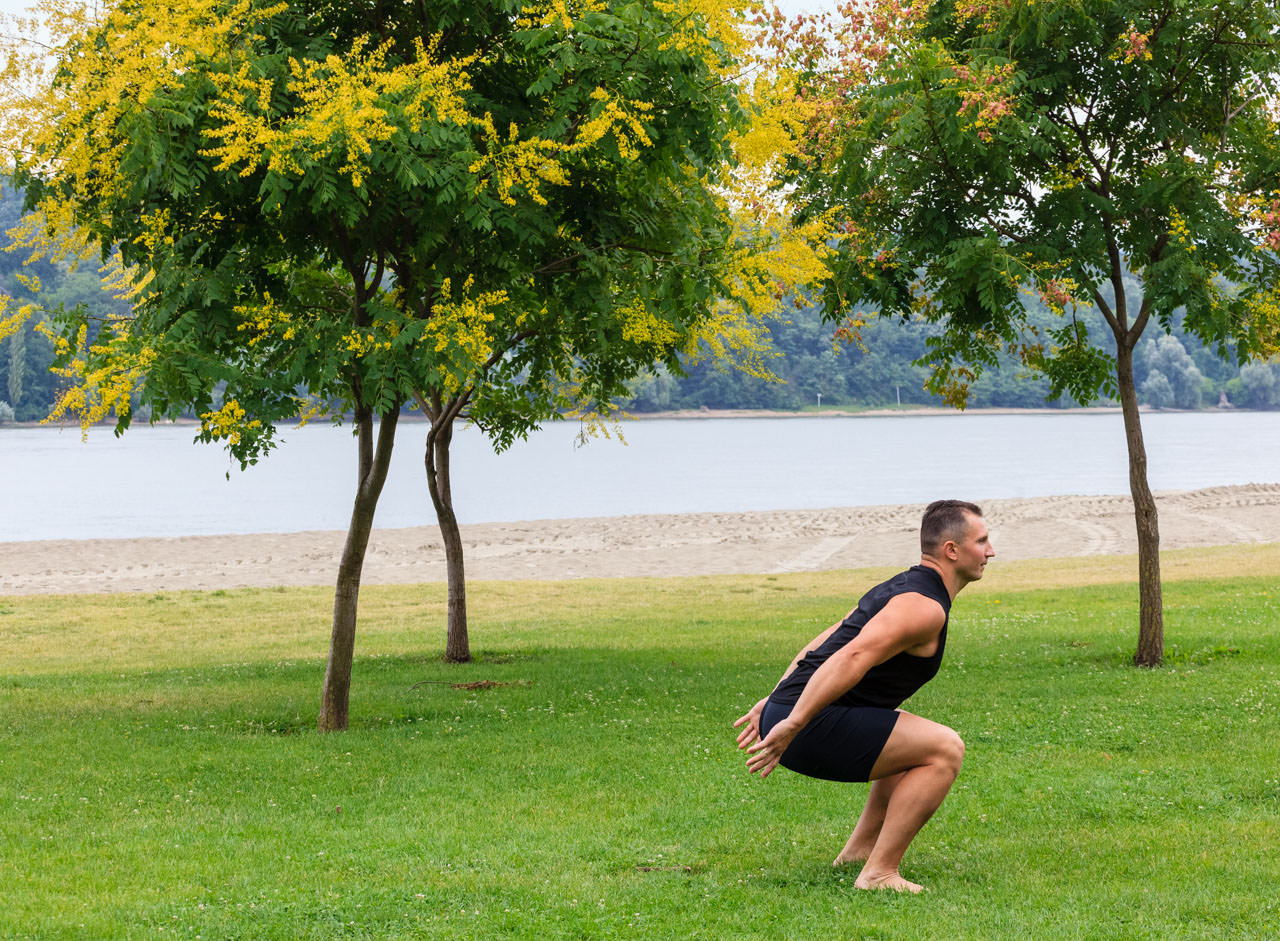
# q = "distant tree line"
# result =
<box><xmin>1</xmin><ymin>180</ymin><xmax>129</xmax><ymax>423</ymax></box>
<box><xmin>621</xmin><ymin>290</ymin><xmax>1280</xmax><ymax>413</ymax></box>
<box><xmin>4</xmin><ymin>179</ymin><xmax>1279</xmax><ymax>424</ymax></box>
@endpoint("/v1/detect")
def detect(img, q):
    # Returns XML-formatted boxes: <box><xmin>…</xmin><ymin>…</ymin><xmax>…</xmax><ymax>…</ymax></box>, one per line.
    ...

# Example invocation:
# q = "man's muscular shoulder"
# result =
<box><xmin>849</xmin><ymin>592</ymin><xmax>945</xmax><ymax>661</ymax></box>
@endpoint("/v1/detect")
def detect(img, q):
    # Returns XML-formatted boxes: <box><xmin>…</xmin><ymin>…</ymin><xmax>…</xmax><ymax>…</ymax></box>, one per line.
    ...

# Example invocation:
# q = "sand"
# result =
<box><xmin>2</xmin><ymin>483</ymin><xmax>1279</xmax><ymax>595</ymax></box>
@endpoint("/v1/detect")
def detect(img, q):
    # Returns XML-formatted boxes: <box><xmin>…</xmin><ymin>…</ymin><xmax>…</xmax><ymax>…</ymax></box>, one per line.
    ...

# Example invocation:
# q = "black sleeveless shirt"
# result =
<box><xmin>771</xmin><ymin>565</ymin><xmax>952</xmax><ymax>710</ymax></box>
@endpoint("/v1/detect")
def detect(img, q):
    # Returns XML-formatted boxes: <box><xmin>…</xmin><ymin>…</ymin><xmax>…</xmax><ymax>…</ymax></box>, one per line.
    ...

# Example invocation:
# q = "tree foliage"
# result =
<box><xmin>1</xmin><ymin>0</ymin><xmax>822</xmax><ymax>726</ymax></box>
<box><xmin>780</xmin><ymin>0</ymin><xmax>1280</xmax><ymax>386</ymax></box>
<box><xmin>7</xmin><ymin>0</ymin><xmax>759</xmax><ymax>443</ymax></box>
<box><xmin>776</xmin><ymin>0</ymin><xmax>1280</xmax><ymax>665</ymax></box>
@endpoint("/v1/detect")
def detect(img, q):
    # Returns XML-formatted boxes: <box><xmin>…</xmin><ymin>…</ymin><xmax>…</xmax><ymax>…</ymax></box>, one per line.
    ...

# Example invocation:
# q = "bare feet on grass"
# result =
<box><xmin>853</xmin><ymin>869</ymin><xmax>924</xmax><ymax>893</ymax></box>
<box><xmin>832</xmin><ymin>846</ymin><xmax>873</xmax><ymax>867</ymax></box>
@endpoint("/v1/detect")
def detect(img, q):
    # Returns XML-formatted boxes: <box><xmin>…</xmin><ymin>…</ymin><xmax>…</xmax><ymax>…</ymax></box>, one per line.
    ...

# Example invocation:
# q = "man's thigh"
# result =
<box><xmin>867</xmin><ymin>711</ymin><xmax>964</xmax><ymax>780</ymax></box>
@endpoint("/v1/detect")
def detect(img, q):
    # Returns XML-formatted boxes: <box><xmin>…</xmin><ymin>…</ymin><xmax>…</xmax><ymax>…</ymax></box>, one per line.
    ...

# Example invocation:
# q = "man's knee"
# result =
<box><xmin>874</xmin><ymin>714</ymin><xmax>965</xmax><ymax>779</ymax></box>
<box><xmin>934</xmin><ymin>728</ymin><xmax>964</xmax><ymax>775</ymax></box>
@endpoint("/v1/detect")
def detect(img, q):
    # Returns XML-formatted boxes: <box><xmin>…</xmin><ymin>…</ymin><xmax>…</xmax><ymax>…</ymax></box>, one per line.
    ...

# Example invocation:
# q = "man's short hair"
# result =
<box><xmin>921</xmin><ymin>500</ymin><xmax>983</xmax><ymax>555</ymax></box>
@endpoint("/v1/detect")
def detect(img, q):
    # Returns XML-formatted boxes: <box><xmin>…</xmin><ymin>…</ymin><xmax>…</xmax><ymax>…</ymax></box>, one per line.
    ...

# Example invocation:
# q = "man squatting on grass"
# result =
<box><xmin>734</xmin><ymin>500</ymin><xmax>994</xmax><ymax>893</ymax></box>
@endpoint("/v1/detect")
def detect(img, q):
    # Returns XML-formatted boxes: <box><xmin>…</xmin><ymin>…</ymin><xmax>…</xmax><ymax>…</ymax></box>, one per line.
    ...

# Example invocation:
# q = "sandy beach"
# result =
<box><xmin>2</xmin><ymin>483</ymin><xmax>1278</xmax><ymax>595</ymax></box>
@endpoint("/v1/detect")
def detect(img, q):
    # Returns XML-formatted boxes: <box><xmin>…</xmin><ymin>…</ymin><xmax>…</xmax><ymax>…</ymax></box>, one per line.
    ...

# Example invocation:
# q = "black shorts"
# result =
<box><xmin>760</xmin><ymin>697</ymin><xmax>900</xmax><ymax>783</ymax></box>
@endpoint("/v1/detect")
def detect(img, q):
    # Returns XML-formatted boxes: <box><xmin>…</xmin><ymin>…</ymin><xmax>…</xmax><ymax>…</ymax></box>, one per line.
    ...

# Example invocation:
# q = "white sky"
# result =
<box><xmin>776</xmin><ymin>0</ymin><xmax>837</xmax><ymax>16</ymax></box>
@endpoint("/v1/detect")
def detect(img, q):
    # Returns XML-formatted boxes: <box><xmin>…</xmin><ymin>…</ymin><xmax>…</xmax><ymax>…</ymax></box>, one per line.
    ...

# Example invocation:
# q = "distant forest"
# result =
<box><xmin>3</xmin><ymin>179</ymin><xmax>1279</xmax><ymax>424</ymax></box>
<box><xmin>624</xmin><ymin>293</ymin><xmax>1280</xmax><ymax>413</ymax></box>
<box><xmin>1</xmin><ymin>180</ymin><xmax>131</xmax><ymax>423</ymax></box>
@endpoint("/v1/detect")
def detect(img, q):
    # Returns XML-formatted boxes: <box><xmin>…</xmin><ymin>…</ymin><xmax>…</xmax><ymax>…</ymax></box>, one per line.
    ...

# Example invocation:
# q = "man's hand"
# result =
<box><xmin>733</xmin><ymin>697</ymin><xmax>769</xmax><ymax>750</ymax></box>
<box><xmin>744</xmin><ymin>716</ymin><xmax>800</xmax><ymax>779</ymax></box>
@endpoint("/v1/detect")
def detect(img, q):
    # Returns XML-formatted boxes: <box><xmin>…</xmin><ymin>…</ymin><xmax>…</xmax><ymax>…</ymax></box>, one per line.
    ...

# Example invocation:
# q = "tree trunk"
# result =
<box><xmin>426</xmin><ymin>415</ymin><xmax>471</xmax><ymax>663</ymax></box>
<box><xmin>318</xmin><ymin>408</ymin><xmax>400</xmax><ymax>731</ymax></box>
<box><xmin>8</xmin><ymin>326</ymin><xmax>25</xmax><ymax>405</ymax></box>
<box><xmin>1116</xmin><ymin>343</ymin><xmax>1164</xmax><ymax>667</ymax></box>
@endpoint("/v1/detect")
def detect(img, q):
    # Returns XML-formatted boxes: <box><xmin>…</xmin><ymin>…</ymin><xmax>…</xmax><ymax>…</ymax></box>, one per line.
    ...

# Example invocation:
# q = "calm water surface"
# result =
<box><xmin>2</xmin><ymin>411</ymin><xmax>1278</xmax><ymax>541</ymax></box>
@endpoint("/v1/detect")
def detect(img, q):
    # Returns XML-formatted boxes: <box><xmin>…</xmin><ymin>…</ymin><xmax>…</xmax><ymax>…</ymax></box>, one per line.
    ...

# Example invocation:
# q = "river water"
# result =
<box><xmin>2</xmin><ymin>411</ymin><xmax>1278</xmax><ymax>541</ymax></box>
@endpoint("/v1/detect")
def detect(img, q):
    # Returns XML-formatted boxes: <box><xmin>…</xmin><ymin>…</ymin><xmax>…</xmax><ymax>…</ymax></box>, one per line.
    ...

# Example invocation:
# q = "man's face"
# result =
<box><xmin>951</xmin><ymin>513</ymin><xmax>995</xmax><ymax>582</ymax></box>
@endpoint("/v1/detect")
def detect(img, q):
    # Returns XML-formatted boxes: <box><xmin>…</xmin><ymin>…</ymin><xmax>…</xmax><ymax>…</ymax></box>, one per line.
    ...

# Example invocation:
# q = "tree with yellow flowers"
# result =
<box><xmin>2</xmin><ymin>0</ymin><xmax>827</xmax><ymax>729</ymax></box>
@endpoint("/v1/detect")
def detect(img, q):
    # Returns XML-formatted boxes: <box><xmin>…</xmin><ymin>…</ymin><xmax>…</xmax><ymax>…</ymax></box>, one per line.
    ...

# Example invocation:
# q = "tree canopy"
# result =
<box><xmin>1</xmin><ymin>0</ymin><xmax>822</xmax><ymax>726</ymax></box>
<box><xmin>8</xmin><ymin>0</ymin><xmax>768</xmax><ymax>444</ymax></box>
<box><xmin>778</xmin><ymin>0</ymin><xmax>1280</xmax><ymax>664</ymax></box>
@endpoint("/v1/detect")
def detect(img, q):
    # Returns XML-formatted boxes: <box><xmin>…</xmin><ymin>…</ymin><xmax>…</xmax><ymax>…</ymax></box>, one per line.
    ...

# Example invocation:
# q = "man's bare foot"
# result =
<box><xmin>854</xmin><ymin>870</ymin><xmax>924</xmax><ymax>893</ymax></box>
<box><xmin>833</xmin><ymin>847</ymin><xmax>873</xmax><ymax>867</ymax></box>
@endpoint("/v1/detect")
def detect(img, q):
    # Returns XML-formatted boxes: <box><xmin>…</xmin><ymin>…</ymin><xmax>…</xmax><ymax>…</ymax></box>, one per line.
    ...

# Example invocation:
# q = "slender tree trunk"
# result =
<box><xmin>426</xmin><ymin>414</ymin><xmax>471</xmax><ymax>662</ymax></box>
<box><xmin>1116</xmin><ymin>342</ymin><xmax>1164</xmax><ymax>667</ymax></box>
<box><xmin>8</xmin><ymin>326</ymin><xmax>25</xmax><ymax>405</ymax></box>
<box><xmin>318</xmin><ymin>408</ymin><xmax>400</xmax><ymax>731</ymax></box>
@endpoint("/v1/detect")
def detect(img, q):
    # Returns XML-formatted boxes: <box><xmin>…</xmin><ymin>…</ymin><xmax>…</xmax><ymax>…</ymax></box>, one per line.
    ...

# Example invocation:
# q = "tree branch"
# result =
<box><xmin>1092</xmin><ymin>286</ymin><xmax>1121</xmax><ymax>336</ymax></box>
<box><xmin>1056</xmin><ymin>105</ymin><xmax>1108</xmax><ymax>185</ymax></box>
<box><xmin>982</xmin><ymin>214</ymin><xmax>1030</xmax><ymax>244</ymax></box>
<box><xmin>1222</xmin><ymin>89</ymin><xmax>1261</xmax><ymax>144</ymax></box>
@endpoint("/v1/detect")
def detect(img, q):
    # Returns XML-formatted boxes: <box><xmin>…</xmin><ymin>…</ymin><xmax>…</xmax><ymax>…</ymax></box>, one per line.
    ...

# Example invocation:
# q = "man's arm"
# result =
<box><xmin>733</xmin><ymin>612</ymin><xmax>852</xmax><ymax>749</ymax></box>
<box><xmin>775</xmin><ymin>614</ymin><xmax>849</xmax><ymax>687</ymax></box>
<box><xmin>744</xmin><ymin>592</ymin><xmax>946</xmax><ymax>777</ymax></box>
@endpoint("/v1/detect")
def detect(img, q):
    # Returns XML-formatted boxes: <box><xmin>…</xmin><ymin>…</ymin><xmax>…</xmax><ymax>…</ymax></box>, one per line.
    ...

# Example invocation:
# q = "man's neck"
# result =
<box><xmin>918</xmin><ymin>556</ymin><xmax>964</xmax><ymax>601</ymax></box>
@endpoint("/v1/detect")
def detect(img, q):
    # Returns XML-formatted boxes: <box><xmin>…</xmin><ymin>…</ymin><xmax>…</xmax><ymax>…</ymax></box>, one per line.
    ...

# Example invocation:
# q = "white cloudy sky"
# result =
<box><xmin>773</xmin><ymin>0</ymin><xmax>835</xmax><ymax>15</ymax></box>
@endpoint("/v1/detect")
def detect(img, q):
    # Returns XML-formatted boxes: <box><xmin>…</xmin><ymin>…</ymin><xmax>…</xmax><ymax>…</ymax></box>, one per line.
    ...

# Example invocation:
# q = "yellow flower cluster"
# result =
<box><xmin>341</xmin><ymin>331</ymin><xmax>391</xmax><ymax>357</ymax></box>
<box><xmin>202</xmin><ymin>35</ymin><xmax>475</xmax><ymax>189</ymax></box>
<box><xmin>1046</xmin><ymin>156</ymin><xmax>1090</xmax><ymax>193</ymax></box>
<box><xmin>292</xmin><ymin>396</ymin><xmax>326</xmax><ymax>427</ymax></box>
<box><xmin>653</xmin><ymin>0</ymin><xmax>744</xmax><ymax>59</ymax></box>
<box><xmin>468</xmin><ymin>86</ymin><xmax>656</xmax><ymax>206</ymax></box>
<box><xmin>43</xmin><ymin>323</ymin><xmax>156</xmax><ymax>437</ymax></box>
<box><xmin>3</xmin><ymin>204</ymin><xmax>96</xmax><ymax>274</ymax></box>
<box><xmin>420</xmin><ymin>276</ymin><xmax>508</xmax><ymax>391</ymax></box>
<box><xmin>0</xmin><ymin>297</ymin><xmax>35</xmax><ymax>343</ymax></box>
<box><xmin>518</xmin><ymin>0</ymin><xmax>603</xmax><ymax>31</ymax></box>
<box><xmin>467</xmin><ymin>118</ymin><xmax>571</xmax><ymax>207</ymax></box>
<box><xmin>199</xmin><ymin>399</ymin><xmax>262</xmax><ymax>447</ymax></box>
<box><xmin>731</xmin><ymin>71</ymin><xmax>816</xmax><ymax>172</ymax></box>
<box><xmin>11</xmin><ymin>270</ymin><xmax>39</xmax><ymax>293</ymax></box>
<box><xmin>619</xmin><ymin>303</ymin><xmax>679</xmax><ymax>348</ymax></box>
<box><xmin>1168</xmin><ymin>207</ymin><xmax>1196</xmax><ymax>252</ymax></box>
<box><xmin>235</xmin><ymin>294</ymin><xmax>298</xmax><ymax>346</ymax></box>
<box><xmin>1113</xmin><ymin>23</ymin><xmax>1155</xmax><ymax>64</ymax></box>
<box><xmin>684</xmin><ymin>199</ymin><xmax>838</xmax><ymax>381</ymax></box>
<box><xmin>133</xmin><ymin>209</ymin><xmax>174</xmax><ymax>255</ymax></box>
<box><xmin>575</xmin><ymin>88</ymin><xmax>655</xmax><ymax>161</ymax></box>
<box><xmin>1244</xmin><ymin>284</ymin><xmax>1280</xmax><ymax>353</ymax></box>
<box><xmin>517</xmin><ymin>0</ymin><xmax>739</xmax><ymax>69</ymax></box>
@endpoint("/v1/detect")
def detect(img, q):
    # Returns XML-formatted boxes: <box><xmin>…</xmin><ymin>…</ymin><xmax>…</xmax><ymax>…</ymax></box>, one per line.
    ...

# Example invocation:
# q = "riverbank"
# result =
<box><xmin>623</xmin><ymin>405</ymin><xmax>1130</xmax><ymax>419</ymax></box>
<box><xmin>3</xmin><ymin>483</ymin><xmax>1278</xmax><ymax>595</ymax></box>
<box><xmin>8</xmin><ymin>401</ymin><xmax>1249</xmax><ymax>431</ymax></box>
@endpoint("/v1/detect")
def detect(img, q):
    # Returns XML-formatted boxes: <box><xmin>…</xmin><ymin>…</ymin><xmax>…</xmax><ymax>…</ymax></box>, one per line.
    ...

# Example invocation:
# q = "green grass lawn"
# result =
<box><xmin>3</xmin><ymin>552</ymin><xmax>1279</xmax><ymax>940</ymax></box>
